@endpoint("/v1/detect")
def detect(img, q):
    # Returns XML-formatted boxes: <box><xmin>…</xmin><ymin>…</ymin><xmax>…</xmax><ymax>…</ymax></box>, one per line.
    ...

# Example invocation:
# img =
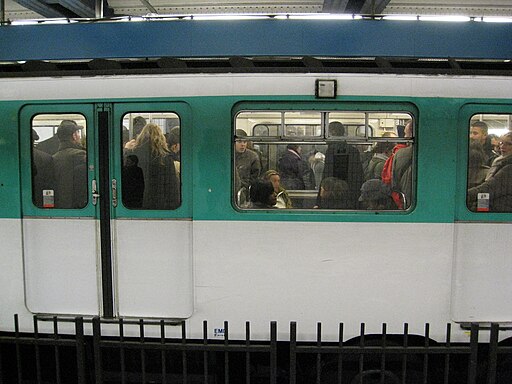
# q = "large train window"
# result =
<box><xmin>467</xmin><ymin>114</ymin><xmax>512</xmax><ymax>212</ymax></box>
<box><xmin>31</xmin><ymin>114</ymin><xmax>88</xmax><ymax>209</ymax></box>
<box><xmin>121</xmin><ymin>112</ymin><xmax>181</xmax><ymax>210</ymax></box>
<box><xmin>234</xmin><ymin>110</ymin><xmax>414</xmax><ymax>211</ymax></box>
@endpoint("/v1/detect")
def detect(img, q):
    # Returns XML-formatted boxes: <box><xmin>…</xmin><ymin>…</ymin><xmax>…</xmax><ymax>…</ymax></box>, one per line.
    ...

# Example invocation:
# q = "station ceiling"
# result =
<box><xmin>2</xmin><ymin>0</ymin><xmax>512</xmax><ymax>21</ymax></box>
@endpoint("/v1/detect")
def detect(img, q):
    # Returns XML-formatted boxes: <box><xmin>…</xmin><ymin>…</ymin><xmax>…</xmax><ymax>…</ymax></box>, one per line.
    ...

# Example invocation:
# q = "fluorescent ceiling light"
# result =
<box><xmin>482</xmin><ymin>17</ymin><xmax>512</xmax><ymax>23</ymax></box>
<box><xmin>419</xmin><ymin>15</ymin><xmax>471</xmax><ymax>22</ymax></box>
<box><xmin>192</xmin><ymin>14</ymin><xmax>268</xmax><ymax>21</ymax></box>
<box><xmin>383</xmin><ymin>15</ymin><xmax>418</xmax><ymax>21</ymax></box>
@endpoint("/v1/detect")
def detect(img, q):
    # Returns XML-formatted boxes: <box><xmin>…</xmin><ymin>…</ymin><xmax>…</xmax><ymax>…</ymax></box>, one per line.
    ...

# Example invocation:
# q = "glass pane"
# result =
<box><xmin>122</xmin><ymin>112</ymin><xmax>181</xmax><ymax>210</ymax></box>
<box><xmin>236</xmin><ymin>111</ymin><xmax>282</xmax><ymax>137</ymax></box>
<box><xmin>31</xmin><ymin>114</ymin><xmax>88</xmax><ymax>209</ymax></box>
<box><xmin>283</xmin><ymin>111</ymin><xmax>322</xmax><ymax>138</ymax></box>
<box><xmin>234</xmin><ymin>109</ymin><xmax>414</xmax><ymax>211</ymax></box>
<box><xmin>467</xmin><ymin>114</ymin><xmax>512</xmax><ymax>212</ymax></box>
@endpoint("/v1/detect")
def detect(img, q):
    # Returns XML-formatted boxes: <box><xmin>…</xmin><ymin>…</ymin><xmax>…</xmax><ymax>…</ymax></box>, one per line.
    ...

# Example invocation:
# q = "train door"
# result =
<box><xmin>452</xmin><ymin>104</ymin><xmax>512</xmax><ymax>324</ymax></box>
<box><xmin>20</xmin><ymin>102</ymin><xmax>193</xmax><ymax>319</ymax></box>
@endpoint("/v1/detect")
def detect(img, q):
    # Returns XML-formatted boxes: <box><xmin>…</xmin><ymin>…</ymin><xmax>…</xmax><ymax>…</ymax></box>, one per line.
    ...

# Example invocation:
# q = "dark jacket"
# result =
<box><xmin>468</xmin><ymin>155</ymin><xmax>512</xmax><ymax>212</ymax></box>
<box><xmin>32</xmin><ymin>148</ymin><xmax>55</xmax><ymax>207</ymax></box>
<box><xmin>52</xmin><ymin>142</ymin><xmax>87</xmax><ymax>209</ymax></box>
<box><xmin>128</xmin><ymin>142</ymin><xmax>180</xmax><ymax>210</ymax></box>
<box><xmin>322</xmin><ymin>142</ymin><xmax>364</xmax><ymax>208</ymax></box>
<box><xmin>278</xmin><ymin>149</ymin><xmax>312</xmax><ymax>190</ymax></box>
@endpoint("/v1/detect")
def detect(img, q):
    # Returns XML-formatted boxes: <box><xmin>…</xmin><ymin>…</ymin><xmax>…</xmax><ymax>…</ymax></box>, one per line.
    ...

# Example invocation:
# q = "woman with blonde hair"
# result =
<box><xmin>125</xmin><ymin>123</ymin><xmax>180</xmax><ymax>209</ymax></box>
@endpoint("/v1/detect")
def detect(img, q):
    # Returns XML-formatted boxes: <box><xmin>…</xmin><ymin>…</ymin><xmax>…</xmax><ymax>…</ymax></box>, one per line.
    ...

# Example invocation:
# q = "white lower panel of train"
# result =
<box><xmin>1</xmin><ymin>219</ymin><xmax>511</xmax><ymax>342</ymax></box>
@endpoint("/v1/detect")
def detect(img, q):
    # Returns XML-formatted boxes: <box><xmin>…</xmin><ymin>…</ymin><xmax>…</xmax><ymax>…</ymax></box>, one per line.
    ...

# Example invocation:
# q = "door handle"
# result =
<box><xmin>92</xmin><ymin>179</ymin><xmax>100</xmax><ymax>205</ymax></box>
<box><xmin>112</xmin><ymin>179</ymin><xmax>118</xmax><ymax>207</ymax></box>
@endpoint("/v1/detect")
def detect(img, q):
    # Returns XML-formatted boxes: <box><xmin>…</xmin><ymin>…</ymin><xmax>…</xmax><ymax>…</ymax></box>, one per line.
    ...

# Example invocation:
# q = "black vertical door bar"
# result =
<box><xmin>97</xmin><ymin>110</ymin><xmax>114</xmax><ymax>318</ymax></box>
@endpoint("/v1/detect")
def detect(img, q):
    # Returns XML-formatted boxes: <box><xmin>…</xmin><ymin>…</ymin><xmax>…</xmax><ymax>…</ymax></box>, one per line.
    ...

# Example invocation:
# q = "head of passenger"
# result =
<box><xmin>56</xmin><ymin>120</ymin><xmax>82</xmax><ymax>145</ymax></box>
<box><xmin>499</xmin><ymin>132</ymin><xmax>512</xmax><ymax>157</ymax></box>
<box><xmin>470</xmin><ymin>121</ymin><xmax>488</xmax><ymax>145</ymax></box>
<box><xmin>318</xmin><ymin>177</ymin><xmax>350</xmax><ymax>209</ymax></box>
<box><xmin>468</xmin><ymin>142</ymin><xmax>487</xmax><ymax>168</ymax></box>
<box><xmin>31</xmin><ymin>129</ymin><xmax>40</xmax><ymax>144</ymax></box>
<box><xmin>167</xmin><ymin>126</ymin><xmax>180</xmax><ymax>154</ymax></box>
<box><xmin>263</xmin><ymin>169</ymin><xmax>282</xmax><ymax>194</ymax></box>
<box><xmin>235</xmin><ymin>129</ymin><xmax>248</xmax><ymax>153</ymax></box>
<box><xmin>132</xmin><ymin>116</ymin><xmax>147</xmax><ymax>138</ymax></box>
<box><xmin>286</xmin><ymin>143</ymin><xmax>302</xmax><ymax>155</ymax></box>
<box><xmin>381</xmin><ymin>131</ymin><xmax>398</xmax><ymax>138</ymax></box>
<box><xmin>328</xmin><ymin>121</ymin><xmax>345</xmax><ymax>137</ymax></box>
<box><xmin>249</xmin><ymin>180</ymin><xmax>277</xmax><ymax>208</ymax></box>
<box><xmin>403</xmin><ymin>121</ymin><xmax>413</xmax><ymax>139</ymax></box>
<box><xmin>135</xmin><ymin>123</ymin><xmax>169</xmax><ymax>157</ymax></box>
<box><xmin>373</xmin><ymin>141</ymin><xmax>394</xmax><ymax>156</ymax></box>
<box><xmin>125</xmin><ymin>154</ymin><xmax>139</xmax><ymax>168</ymax></box>
<box><xmin>358</xmin><ymin>179</ymin><xmax>394</xmax><ymax>210</ymax></box>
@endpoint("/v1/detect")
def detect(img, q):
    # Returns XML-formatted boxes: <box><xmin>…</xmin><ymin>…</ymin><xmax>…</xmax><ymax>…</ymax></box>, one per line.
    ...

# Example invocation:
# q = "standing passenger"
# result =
<box><xmin>52</xmin><ymin>120</ymin><xmax>87</xmax><ymax>209</ymax></box>
<box><xmin>235</xmin><ymin>129</ymin><xmax>261</xmax><ymax>189</ymax></box>
<box><xmin>127</xmin><ymin>123</ymin><xmax>180</xmax><ymax>210</ymax></box>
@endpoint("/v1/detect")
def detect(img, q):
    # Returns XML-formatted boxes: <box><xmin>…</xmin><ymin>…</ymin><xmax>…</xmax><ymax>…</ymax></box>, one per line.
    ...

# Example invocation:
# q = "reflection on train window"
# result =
<box><xmin>467</xmin><ymin>114</ymin><xmax>512</xmax><ymax>213</ymax></box>
<box><xmin>234</xmin><ymin>110</ymin><xmax>414</xmax><ymax>211</ymax></box>
<box><xmin>121</xmin><ymin>112</ymin><xmax>181</xmax><ymax>210</ymax></box>
<box><xmin>31</xmin><ymin>114</ymin><xmax>88</xmax><ymax>209</ymax></box>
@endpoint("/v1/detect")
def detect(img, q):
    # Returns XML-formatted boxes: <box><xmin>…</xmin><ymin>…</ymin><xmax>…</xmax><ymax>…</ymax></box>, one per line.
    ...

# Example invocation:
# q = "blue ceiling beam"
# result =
<box><xmin>0</xmin><ymin>18</ymin><xmax>511</xmax><ymax>62</ymax></box>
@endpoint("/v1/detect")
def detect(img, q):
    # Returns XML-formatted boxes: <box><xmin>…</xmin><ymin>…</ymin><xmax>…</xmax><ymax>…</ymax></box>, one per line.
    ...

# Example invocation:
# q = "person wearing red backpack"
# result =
<box><xmin>381</xmin><ymin>122</ymin><xmax>413</xmax><ymax>209</ymax></box>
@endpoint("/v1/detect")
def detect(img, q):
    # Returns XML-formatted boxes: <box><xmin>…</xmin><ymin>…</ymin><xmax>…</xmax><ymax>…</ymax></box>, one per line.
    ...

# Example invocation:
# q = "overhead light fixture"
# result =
<box><xmin>419</xmin><ymin>15</ymin><xmax>471</xmax><ymax>22</ymax></box>
<box><xmin>482</xmin><ymin>17</ymin><xmax>512</xmax><ymax>23</ymax></box>
<box><xmin>383</xmin><ymin>15</ymin><xmax>418</xmax><ymax>21</ymax></box>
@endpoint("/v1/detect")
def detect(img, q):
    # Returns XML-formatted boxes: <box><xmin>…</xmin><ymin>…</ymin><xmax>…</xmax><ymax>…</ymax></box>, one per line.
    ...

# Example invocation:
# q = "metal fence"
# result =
<box><xmin>1</xmin><ymin>315</ymin><xmax>512</xmax><ymax>384</ymax></box>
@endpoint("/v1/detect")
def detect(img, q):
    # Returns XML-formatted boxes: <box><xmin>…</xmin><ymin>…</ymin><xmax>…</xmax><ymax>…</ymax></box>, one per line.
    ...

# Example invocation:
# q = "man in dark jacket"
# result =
<box><xmin>52</xmin><ymin>120</ymin><xmax>87</xmax><ymax>209</ymax></box>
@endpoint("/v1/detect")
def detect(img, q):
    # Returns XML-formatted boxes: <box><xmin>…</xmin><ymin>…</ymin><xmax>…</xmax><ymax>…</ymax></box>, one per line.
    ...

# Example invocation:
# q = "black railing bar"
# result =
<box><xmin>338</xmin><ymin>323</ymin><xmax>344</xmax><ymax>384</ymax></box>
<box><xmin>270</xmin><ymin>321</ymin><xmax>277</xmax><ymax>384</ymax></box>
<box><xmin>140</xmin><ymin>319</ymin><xmax>147</xmax><ymax>384</ymax></box>
<box><xmin>316</xmin><ymin>322</ymin><xmax>322</xmax><ymax>384</ymax></box>
<box><xmin>245</xmin><ymin>321</ymin><xmax>251</xmax><ymax>384</ymax></box>
<box><xmin>14</xmin><ymin>314</ymin><xmax>22</xmax><ymax>384</ymax></box>
<box><xmin>33</xmin><ymin>316</ymin><xmax>42</xmax><ymax>384</ymax></box>
<box><xmin>182</xmin><ymin>321</ymin><xmax>188</xmax><ymax>384</ymax></box>
<box><xmin>401</xmin><ymin>323</ymin><xmax>408</xmax><ymax>384</ymax></box>
<box><xmin>381</xmin><ymin>323</ymin><xmax>387</xmax><ymax>384</ymax></box>
<box><xmin>443</xmin><ymin>323</ymin><xmax>451</xmax><ymax>384</ymax></box>
<box><xmin>290</xmin><ymin>322</ymin><xmax>297</xmax><ymax>384</ymax></box>
<box><xmin>358</xmin><ymin>323</ymin><xmax>365</xmax><ymax>384</ymax></box>
<box><xmin>423</xmin><ymin>323</ymin><xmax>429</xmax><ymax>384</ymax></box>
<box><xmin>468</xmin><ymin>323</ymin><xmax>479</xmax><ymax>384</ymax></box>
<box><xmin>120</xmin><ymin>318</ymin><xmax>126</xmax><ymax>384</ymax></box>
<box><xmin>487</xmin><ymin>323</ymin><xmax>499</xmax><ymax>384</ymax></box>
<box><xmin>203</xmin><ymin>321</ymin><xmax>209</xmax><ymax>384</ymax></box>
<box><xmin>34</xmin><ymin>315</ymin><xmax>184</xmax><ymax>326</ymax></box>
<box><xmin>75</xmin><ymin>317</ymin><xmax>86</xmax><ymax>384</ymax></box>
<box><xmin>93</xmin><ymin>317</ymin><xmax>103</xmax><ymax>384</ymax></box>
<box><xmin>224</xmin><ymin>320</ymin><xmax>229</xmax><ymax>384</ymax></box>
<box><xmin>53</xmin><ymin>317</ymin><xmax>62</xmax><ymax>384</ymax></box>
<box><xmin>161</xmin><ymin>320</ymin><xmax>167</xmax><ymax>384</ymax></box>
<box><xmin>0</xmin><ymin>337</ymin><xmax>83</xmax><ymax>346</ymax></box>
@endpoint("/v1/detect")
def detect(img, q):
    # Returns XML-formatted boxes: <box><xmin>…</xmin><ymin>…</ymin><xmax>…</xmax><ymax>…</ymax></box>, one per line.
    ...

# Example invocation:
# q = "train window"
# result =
<box><xmin>234</xmin><ymin>110</ymin><xmax>414</xmax><ymax>211</ymax></box>
<box><xmin>31</xmin><ymin>114</ymin><xmax>88</xmax><ymax>209</ymax></box>
<box><xmin>467</xmin><ymin>114</ymin><xmax>512</xmax><ymax>212</ymax></box>
<box><xmin>121</xmin><ymin>112</ymin><xmax>181</xmax><ymax>210</ymax></box>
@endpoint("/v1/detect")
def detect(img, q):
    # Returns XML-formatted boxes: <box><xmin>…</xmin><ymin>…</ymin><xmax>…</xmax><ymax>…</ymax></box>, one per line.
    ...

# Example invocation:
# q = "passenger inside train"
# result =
<box><xmin>234</xmin><ymin>110</ymin><xmax>414</xmax><ymax>211</ymax></box>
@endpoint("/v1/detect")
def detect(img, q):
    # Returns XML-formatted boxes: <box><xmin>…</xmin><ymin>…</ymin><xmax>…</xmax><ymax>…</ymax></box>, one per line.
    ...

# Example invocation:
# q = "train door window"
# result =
<box><xmin>234</xmin><ymin>110</ymin><xmax>414</xmax><ymax>211</ymax></box>
<box><xmin>121</xmin><ymin>112</ymin><xmax>181</xmax><ymax>210</ymax></box>
<box><xmin>31</xmin><ymin>114</ymin><xmax>88</xmax><ymax>209</ymax></box>
<box><xmin>466</xmin><ymin>114</ymin><xmax>512</xmax><ymax>212</ymax></box>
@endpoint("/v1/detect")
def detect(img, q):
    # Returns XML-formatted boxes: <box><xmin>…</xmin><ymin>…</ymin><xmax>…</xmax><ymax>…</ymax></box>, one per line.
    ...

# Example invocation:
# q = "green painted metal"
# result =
<box><xmin>1</xmin><ymin>95</ymin><xmax>511</xmax><ymax>223</ymax></box>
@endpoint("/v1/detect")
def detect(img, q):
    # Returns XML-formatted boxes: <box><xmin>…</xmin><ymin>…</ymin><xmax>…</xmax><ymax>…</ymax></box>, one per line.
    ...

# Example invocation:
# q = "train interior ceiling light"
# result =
<box><xmin>2</xmin><ymin>0</ymin><xmax>512</xmax><ymax>23</ymax></box>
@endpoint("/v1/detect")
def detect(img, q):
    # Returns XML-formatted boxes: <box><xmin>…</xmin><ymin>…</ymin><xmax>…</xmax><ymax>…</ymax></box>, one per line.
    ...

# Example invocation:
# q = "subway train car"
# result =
<box><xmin>1</xmin><ymin>17</ymin><xmax>512</xmax><ymax>382</ymax></box>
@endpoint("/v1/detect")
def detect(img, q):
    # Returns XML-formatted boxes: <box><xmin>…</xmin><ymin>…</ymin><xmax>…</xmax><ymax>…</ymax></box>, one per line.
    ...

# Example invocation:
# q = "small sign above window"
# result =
<box><xmin>315</xmin><ymin>79</ymin><xmax>337</xmax><ymax>99</ymax></box>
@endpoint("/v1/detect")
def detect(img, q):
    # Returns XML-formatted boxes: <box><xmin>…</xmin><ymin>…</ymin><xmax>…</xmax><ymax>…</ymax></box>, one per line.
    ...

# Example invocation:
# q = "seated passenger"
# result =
<box><xmin>467</xmin><ymin>132</ymin><xmax>512</xmax><ymax>212</ymax></box>
<box><xmin>249</xmin><ymin>180</ymin><xmax>277</xmax><ymax>209</ymax></box>
<box><xmin>358</xmin><ymin>179</ymin><xmax>396</xmax><ymax>210</ymax></box>
<box><xmin>263</xmin><ymin>170</ymin><xmax>293</xmax><ymax>209</ymax></box>
<box><xmin>317</xmin><ymin>177</ymin><xmax>350</xmax><ymax>209</ymax></box>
